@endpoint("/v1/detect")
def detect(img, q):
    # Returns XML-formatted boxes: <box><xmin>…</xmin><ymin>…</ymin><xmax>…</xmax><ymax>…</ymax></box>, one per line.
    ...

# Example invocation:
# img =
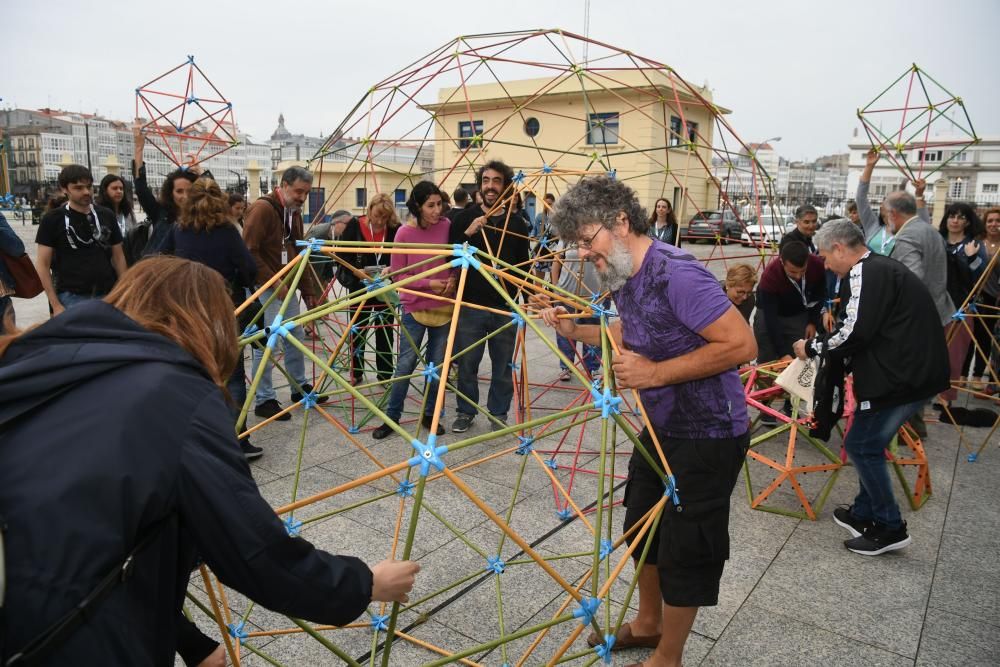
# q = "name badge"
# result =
<box><xmin>860</xmin><ymin>400</ymin><xmax>871</xmax><ymax>411</ymax></box>
<box><xmin>281</xmin><ymin>250</ymin><xmax>288</xmax><ymax>265</ymax></box>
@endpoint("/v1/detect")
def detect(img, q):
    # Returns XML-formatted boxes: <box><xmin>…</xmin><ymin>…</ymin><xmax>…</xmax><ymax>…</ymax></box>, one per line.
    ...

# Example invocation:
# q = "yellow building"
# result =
<box><xmin>421</xmin><ymin>69</ymin><xmax>729</xmax><ymax>221</ymax></box>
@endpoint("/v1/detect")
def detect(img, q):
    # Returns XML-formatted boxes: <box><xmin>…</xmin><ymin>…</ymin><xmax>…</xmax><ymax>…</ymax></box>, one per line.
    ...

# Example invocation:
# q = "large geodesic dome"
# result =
<box><xmin>189</xmin><ymin>29</ymin><xmax>780</xmax><ymax>666</ymax></box>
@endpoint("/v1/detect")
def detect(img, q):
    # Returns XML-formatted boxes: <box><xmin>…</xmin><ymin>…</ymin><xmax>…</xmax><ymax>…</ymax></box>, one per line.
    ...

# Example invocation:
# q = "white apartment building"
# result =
<box><xmin>846</xmin><ymin>130</ymin><xmax>1000</xmax><ymax>206</ymax></box>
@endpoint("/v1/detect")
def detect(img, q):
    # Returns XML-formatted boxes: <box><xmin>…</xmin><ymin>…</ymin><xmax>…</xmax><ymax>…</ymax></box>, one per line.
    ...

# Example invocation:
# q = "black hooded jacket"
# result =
<box><xmin>0</xmin><ymin>302</ymin><xmax>373</xmax><ymax>665</ymax></box>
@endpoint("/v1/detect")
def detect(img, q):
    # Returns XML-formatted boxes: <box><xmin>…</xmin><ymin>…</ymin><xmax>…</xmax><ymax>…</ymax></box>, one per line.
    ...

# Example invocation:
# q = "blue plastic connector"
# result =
<box><xmin>421</xmin><ymin>362</ymin><xmax>440</xmax><ymax>381</ymax></box>
<box><xmin>348</xmin><ymin>425</ymin><xmax>360</xmax><ymax>434</ymax></box>
<box><xmin>241</xmin><ymin>323</ymin><xmax>259</xmax><ymax>337</ymax></box>
<box><xmin>485</xmin><ymin>555</ymin><xmax>506</xmax><ymax>575</ymax></box>
<box><xmin>510</xmin><ymin>311</ymin><xmax>526</xmax><ymax>329</ymax></box>
<box><xmin>227</xmin><ymin>620</ymin><xmax>248</xmax><ymax>643</ymax></box>
<box><xmin>266</xmin><ymin>315</ymin><xmax>297</xmax><ymax>350</ymax></box>
<box><xmin>542</xmin><ymin>163</ymin><xmax>553</xmax><ymax>174</ymax></box>
<box><xmin>545</xmin><ymin>458</ymin><xmax>559</xmax><ymax>471</ymax></box>
<box><xmin>557</xmin><ymin>508</ymin><xmax>573</xmax><ymax>521</ymax></box>
<box><xmin>607</xmin><ymin>169</ymin><xmax>617</xmax><ymax>180</ymax></box>
<box><xmin>407</xmin><ymin>434</ymin><xmax>449</xmax><ymax>477</ymax></box>
<box><xmin>968</xmin><ymin>453</ymin><xmax>979</xmax><ymax>462</ymax></box>
<box><xmin>663</xmin><ymin>474</ymin><xmax>681</xmax><ymax>507</ymax></box>
<box><xmin>450</xmin><ymin>243</ymin><xmax>481</xmax><ymax>271</ymax></box>
<box><xmin>572</xmin><ymin>596</ymin><xmax>601</xmax><ymax>626</ymax></box>
<box><xmin>594</xmin><ymin>635</ymin><xmax>616</xmax><ymax>663</ymax></box>
<box><xmin>299</xmin><ymin>392</ymin><xmax>318</xmax><ymax>410</ymax></box>
<box><xmin>516</xmin><ymin>435</ymin><xmax>534</xmax><ymax>455</ymax></box>
<box><xmin>283</xmin><ymin>516</ymin><xmax>303</xmax><ymax>537</ymax></box>
<box><xmin>370</xmin><ymin>613</ymin><xmax>389</xmax><ymax>633</ymax></box>
<box><xmin>396</xmin><ymin>480</ymin><xmax>416</xmax><ymax>497</ymax></box>
<box><xmin>512</xmin><ymin>170</ymin><xmax>525</xmax><ymax>184</ymax></box>
<box><xmin>599</xmin><ymin>538</ymin><xmax>613</xmax><ymax>561</ymax></box>
<box><xmin>590</xmin><ymin>386</ymin><xmax>623</xmax><ymax>419</ymax></box>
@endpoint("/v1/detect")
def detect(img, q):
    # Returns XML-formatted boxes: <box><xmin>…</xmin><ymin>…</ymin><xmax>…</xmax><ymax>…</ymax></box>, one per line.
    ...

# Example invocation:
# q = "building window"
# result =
<box><xmin>919</xmin><ymin>149</ymin><xmax>942</xmax><ymax>162</ymax></box>
<box><xmin>669</xmin><ymin>116</ymin><xmax>697</xmax><ymax>148</ymax></box>
<box><xmin>458</xmin><ymin>120</ymin><xmax>483</xmax><ymax>149</ymax></box>
<box><xmin>587</xmin><ymin>112</ymin><xmax>619</xmax><ymax>145</ymax></box>
<box><xmin>524</xmin><ymin>117</ymin><xmax>540</xmax><ymax>137</ymax></box>
<box><xmin>355</xmin><ymin>187</ymin><xmax>367</xmax><ymax>208</ymax></box>
<box><xmin>394</xmin><ymin>188</ymin><xmax>406</xmax><ymax>204</ymax></box>
<box><xmin>951</xmin><ymin>150</ymin><xmax>968</xmax><ymax>162</ymax></box>
<box><xmin>950</xmin><ymin>179</ymin><xmax>966</xmax><ymax>199</ymax></box>
<box><xmin>983</xmin><ymin>184</ymin><xmax>998</xmax><ymax>194</ymax></box>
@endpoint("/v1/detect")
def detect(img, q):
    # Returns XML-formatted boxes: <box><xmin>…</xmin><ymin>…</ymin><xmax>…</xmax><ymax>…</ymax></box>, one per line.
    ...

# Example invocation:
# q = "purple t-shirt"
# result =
<box><xmin>614</xmin><ymin>240</ymin><xmax>748</xmax><ymax>439</ymax></box>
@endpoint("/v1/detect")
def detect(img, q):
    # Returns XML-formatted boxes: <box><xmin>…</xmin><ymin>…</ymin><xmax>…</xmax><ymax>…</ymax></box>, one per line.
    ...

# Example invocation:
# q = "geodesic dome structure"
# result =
<box><xmin>187</xmin><ymin>29</ymin><xmax>782</xmax><ymax>666</ymax></box>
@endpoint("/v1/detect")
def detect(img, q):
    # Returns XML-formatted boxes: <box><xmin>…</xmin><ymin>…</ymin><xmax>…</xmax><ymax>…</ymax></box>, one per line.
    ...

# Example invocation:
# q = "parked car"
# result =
<box><xmin>685</xmin><ymin>210</ymin><xmax>742</xmax><ymax>244</ymax></box>
<box><xmin>741</xmin><ymin>215</ymin><xmax>786</xmax><ymax>247</ymax></box>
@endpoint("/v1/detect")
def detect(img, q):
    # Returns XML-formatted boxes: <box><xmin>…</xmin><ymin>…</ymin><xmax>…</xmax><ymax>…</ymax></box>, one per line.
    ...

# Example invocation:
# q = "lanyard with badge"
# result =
<box><xmin>281</xmin><ymin>205</ymin><xmax>293</xmax><ymax>265</ymax></box>
<box><xmin>788</xmin><ymin>274</ymin><xmax>818</xmax><ymax>308</ymax></box>
<box><xmin>364</xmin><ymin>218</ymin><xmax>387</xmax><ymax>278</ymax></box>
<box><xmin>64</xmin><ymin>203</ymin><xmax>104</xmax><ymax>250</ymax></box>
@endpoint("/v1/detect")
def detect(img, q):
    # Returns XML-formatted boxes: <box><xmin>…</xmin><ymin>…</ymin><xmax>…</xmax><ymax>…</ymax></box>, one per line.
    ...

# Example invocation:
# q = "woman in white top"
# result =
<box><xmin>96</xmin><ymin>173</ymin><xmax>138</xmax><ymax>237</ymax></box>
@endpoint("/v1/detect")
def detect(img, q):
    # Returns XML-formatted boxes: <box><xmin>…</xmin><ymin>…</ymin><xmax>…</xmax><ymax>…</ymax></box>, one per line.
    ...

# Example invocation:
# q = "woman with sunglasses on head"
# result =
<box><xmin>96</xmin><ymin>174</ymin><xmax>138</xmax><ymax>238</ymax></box>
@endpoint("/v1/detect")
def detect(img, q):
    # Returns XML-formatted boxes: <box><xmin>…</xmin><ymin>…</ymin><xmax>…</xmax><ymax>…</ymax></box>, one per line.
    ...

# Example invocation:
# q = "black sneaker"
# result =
<box><xmin>255</xmin><ymin>399</ymin><xmax>291</xmax><ymax>421</ymax></box>
<box><xmin>240</xmin><ymin>438</ymin><xmax>263</xmax><ymax>461</ymax></box>
<box><xmin>421</xmin><ymin>414</ymin><xmax>445</xmax><ymax>436</ymax></box>
<box><xmin>452</xmin><ymin>414</ymin><xmax>475</xmax><ymax>433</ymax></box>
<box><xmin>489</xmin><ymin>417</ymin><xmax>509</xmax><ymax>433</ymax></box>
<box><xmin>833</xmin><ymin>506</ymin><xmax>874</xmax><ymax>538</ymax></box>
<box><xmin>372</xmin><ymin>423</ymin><xmax>394</xmax><ymax>440</ymax></box>
<box><xmin>844</xmin><ymin>521</ymin><xmax>912</xmax><ymax>556</ymax></box>
<box><xmin>759</xmin><ymin>411</ymin><xmax>777</xmax><ymax>427</ymax></box>
<box><xmin>290</xmin><ymin>383</ymin><xmax>329</xmax><ymax>405</ymax></box>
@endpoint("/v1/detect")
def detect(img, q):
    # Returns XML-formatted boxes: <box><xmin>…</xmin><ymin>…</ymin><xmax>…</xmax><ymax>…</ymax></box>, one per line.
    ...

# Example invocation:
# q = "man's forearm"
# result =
<box><xmin>654</xmin><ymin>338</ymin><xmax>755</xmax><ymax>385</ymax></box>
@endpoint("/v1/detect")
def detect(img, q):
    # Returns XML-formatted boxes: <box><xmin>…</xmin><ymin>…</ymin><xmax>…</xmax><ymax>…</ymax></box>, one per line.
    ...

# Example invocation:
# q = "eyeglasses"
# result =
<box><xmin>576</xmin><ymin>225</ymin><xmax>606</xmax><ymax>250</ymax></box>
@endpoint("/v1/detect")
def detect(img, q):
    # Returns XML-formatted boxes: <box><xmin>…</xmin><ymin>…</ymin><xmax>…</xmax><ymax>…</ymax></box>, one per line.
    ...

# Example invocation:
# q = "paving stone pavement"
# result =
<box><xmin>9</xmin><ymin>224</ymin><xmax>998</xmax><ymax>666</ymax></box>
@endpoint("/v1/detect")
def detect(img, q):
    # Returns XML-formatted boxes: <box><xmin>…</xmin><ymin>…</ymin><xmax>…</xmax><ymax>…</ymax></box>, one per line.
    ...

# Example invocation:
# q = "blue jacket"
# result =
<box><xmin>0</xmin><ymin>301</ymin><xmax>373</xmax><ymax>665</ymax></box>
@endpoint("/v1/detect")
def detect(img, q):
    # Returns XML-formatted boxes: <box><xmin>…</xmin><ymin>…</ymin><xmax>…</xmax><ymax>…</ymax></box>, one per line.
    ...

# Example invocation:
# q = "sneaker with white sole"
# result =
<box><xmin>844</xmin><ymin>521</ymin><xmax>911</xmax><ymax>556</ymax></box>
<box><xmin>451</xmin><ymin>413</ymin><xmax>475</xmax><ymax>433</ymax></box>
<box><xmin>833</xmin><ymin>505</ymin><xmax>874</xmax><ymax>538</ymax></box>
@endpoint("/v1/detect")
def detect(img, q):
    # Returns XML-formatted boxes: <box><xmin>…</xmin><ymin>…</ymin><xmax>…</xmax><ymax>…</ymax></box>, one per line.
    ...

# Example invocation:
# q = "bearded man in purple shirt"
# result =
<box><xmin>540</xmin><ymin>176</ymin><xmax>756</xmax><ymax>667</ymax></box>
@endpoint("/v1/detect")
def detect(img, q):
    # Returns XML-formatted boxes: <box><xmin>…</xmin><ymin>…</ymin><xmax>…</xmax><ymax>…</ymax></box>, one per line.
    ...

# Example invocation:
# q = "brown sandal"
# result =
<box><xmin>586</xmin><ymin>622</ymin><xmax>661</xmax><ymax>650</ymax></box>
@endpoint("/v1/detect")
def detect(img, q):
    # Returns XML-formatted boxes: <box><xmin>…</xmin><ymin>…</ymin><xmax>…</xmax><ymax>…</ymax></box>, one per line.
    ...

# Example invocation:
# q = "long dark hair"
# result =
<box><xmin>406</xmin><ymin>181</ymin><xmax>443</xmax><ymax>229</ymax></box>
<box><xmin>96</xmin><ymin>174</ymin><xmax>133</xmax><ymax>218</ymax></box>
<box><xmin>160</xmin><ymin>168</ymin><xmax>197</xmax><ymax>221</ymax></box>
<box><xmin>938</xmin><ymin>202</ymin><xmax>983</xmax><ymax>241</ymax></box>
<box><xmin>648</xmin><ymin>197</ymin><xmax>677</xmax><ymax>228</ymax></box>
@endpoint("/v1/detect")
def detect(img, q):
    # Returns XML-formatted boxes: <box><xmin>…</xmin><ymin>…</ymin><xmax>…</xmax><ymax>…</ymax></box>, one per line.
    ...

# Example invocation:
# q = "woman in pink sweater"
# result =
<box><xmin>372</xmin><ymin>181</ymin><xmax>456</xmax><ymax>439</ymax></box>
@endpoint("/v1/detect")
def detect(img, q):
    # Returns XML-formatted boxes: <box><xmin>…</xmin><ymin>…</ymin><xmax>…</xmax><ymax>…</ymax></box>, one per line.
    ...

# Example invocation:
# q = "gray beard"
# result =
<box><xmin>595</xmin><ymin>237</ymin><xmax>633</xmax><ymax>292</ymax></box>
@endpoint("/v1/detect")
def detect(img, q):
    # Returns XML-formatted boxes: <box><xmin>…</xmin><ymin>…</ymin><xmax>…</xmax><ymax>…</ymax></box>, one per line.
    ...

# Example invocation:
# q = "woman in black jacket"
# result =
<box><xmin>131</xmin><ymin>123</ymin><xmax>200</xmax><ymax>257</ymax></box>
<box><xmin>0</xmin><ymin>257</ymin><xmax>418</xmax><ymax>666</ymax></box>
<box><xmin>161</xmin><ymin>178</ymin><xmax>260</xmax><ymax>459</ymax></box>
<box><xmin>336</xmin><ymin>193</ymin><xmax>399</xmax><ymax>384</ymax></box>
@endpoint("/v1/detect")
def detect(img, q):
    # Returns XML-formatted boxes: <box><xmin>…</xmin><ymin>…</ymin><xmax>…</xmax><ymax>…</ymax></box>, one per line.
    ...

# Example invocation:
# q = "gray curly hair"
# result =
<box><xmin>549</xmin><ymin>176</ymin><xmax>649</xmax><ymax>241</ymax></box>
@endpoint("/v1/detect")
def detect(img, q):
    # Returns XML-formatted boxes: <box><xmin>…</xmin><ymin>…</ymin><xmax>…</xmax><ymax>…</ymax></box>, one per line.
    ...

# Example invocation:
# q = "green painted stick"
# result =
<box><xmin>288</xmin><ymin>617</ymin><xmax>363</xmax><ymax>666</ymax></box>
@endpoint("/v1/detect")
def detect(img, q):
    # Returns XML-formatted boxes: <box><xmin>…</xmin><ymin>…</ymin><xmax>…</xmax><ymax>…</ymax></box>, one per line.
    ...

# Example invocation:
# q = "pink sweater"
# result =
<box><xmin>390</xmin><ymin>219</ymin><xmax>455</xmax><ymax>312</ymax></box>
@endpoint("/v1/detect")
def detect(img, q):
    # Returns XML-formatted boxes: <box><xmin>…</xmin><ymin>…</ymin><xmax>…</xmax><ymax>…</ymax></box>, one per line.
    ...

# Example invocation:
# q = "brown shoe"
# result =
<box><xmin>586</xmin><ymin>621</ymin><xmax>661</xmax><ymax>650</ymax></box>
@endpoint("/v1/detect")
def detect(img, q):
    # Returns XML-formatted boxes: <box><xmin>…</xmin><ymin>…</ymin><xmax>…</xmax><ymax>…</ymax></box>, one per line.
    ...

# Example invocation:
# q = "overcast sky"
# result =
<box><xmin>3</xmin><ymin>0</ymin><xmax>996</xmax><ymax>162</ymax></box>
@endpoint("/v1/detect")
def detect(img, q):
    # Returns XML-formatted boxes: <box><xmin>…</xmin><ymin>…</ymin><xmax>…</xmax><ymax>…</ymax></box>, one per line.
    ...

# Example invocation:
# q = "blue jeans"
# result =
<box><xmin>58</xmin><ymin>291</ymin><xmax>105</xmax><ymax>309</ymax></box>
<box><xmin>454</xmin><ymin>307</ymin><xmax>517</xmax><ymax>419</ymax></box>
<box><xmin>250</xmin><ymin>287</ymin><xmax>307</xmax><ymax>405</ymax></box>
<box><xmin>557</xmin><ymin>313</ymin><xmax>601</xmax><ymax>373</ymax></box>
<box><xmin>385</xmin><ymin>311</ymin><xmax>448</xmax><ymax>422</ymax></box>
<box><xmin>845</xmin><ymin>398</ymin><xmax>925</xmax><ymax>530</ymax></box>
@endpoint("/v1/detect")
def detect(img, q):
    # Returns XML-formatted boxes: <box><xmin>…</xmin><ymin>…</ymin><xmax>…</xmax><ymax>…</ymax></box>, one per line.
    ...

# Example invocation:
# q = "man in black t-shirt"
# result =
<box><xmin>447</xmin><ymin>160</ymin><xmax>531</xmax><ymax>433</ymax></box>
<box><xmin>35</xmin><ymin>165</ymin><xmax>127</xmax><ymax>315</ymax></box>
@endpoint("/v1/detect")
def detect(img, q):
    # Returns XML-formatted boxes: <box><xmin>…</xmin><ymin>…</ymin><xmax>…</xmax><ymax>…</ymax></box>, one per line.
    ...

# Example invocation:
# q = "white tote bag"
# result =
<box><xmin>775</xmin><ymin>358</ymin><xmax>817</xmax><ymax>413</ymax></box>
